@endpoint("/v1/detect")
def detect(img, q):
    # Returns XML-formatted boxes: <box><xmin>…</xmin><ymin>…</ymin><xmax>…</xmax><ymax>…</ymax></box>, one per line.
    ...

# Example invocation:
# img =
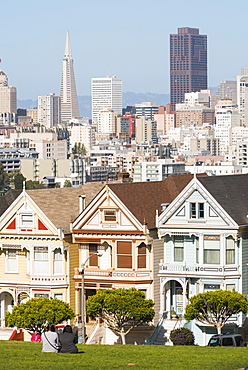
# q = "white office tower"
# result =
<box><xmin>38</xmin><ymin>93</ymin><xmax>61</xmax><ymax>128</ymax></box>
<box><xmin>215</xmin><ymin>101</ymin><xmax>240</xmax><ymax>153</ymax></box>
<box><xmin>60</xmin><ymin>31</ymin><xmax>80</xmax><ymax>123</ymax></box>
<box><xmin>237</xmin><ymin>67</ymin><xmax>248</xmax><ymax>126</ymax></box>
<box><xmin>0</xmin><ymin>70</ymin><xmax>17</xmax><ymax>124</ymax></box>
<box><xmin>91</xmin><ymin>76</ymin><xmax>122</xmax><ymax>127</ymax></box>
<box><xmin>70</xmin><ymin>123</ymin><xmax>96</xmax><ymax>154</ymax></box>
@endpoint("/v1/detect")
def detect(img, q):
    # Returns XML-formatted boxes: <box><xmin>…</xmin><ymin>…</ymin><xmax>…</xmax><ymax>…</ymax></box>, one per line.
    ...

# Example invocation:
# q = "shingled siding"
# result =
<box><xmin>242</xmin><ymin>234</ymin><xmax>248</xmax><ymax>298</ymax></box>
<box><xmin>153</xmin><ymin>238</ymin><xmax>164</xmax><ymax>325</ymax></box>
<box><xmin>68</xmin><ymin>241</ymin><xmax>80</xmax><ymax>315</ymax></box>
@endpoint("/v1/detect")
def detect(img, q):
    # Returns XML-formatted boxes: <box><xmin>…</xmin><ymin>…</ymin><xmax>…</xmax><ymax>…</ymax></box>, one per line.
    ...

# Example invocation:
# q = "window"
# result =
<box><xmin>174</xmin><ymin>236</ymin><xmax>184</xmax><ymax>262</ymax></box>
<box><xmin>20</xmin><ymin>214</ymin><xmax>33</xmax><ymax>227</ymax></box>
<box><xmin>89</xmin><ymin>244</ymin><xmax>98</xmax><ymax>267</ymax></box>
<box><xmin>34</xmin><ymin>247</ymin><xmax>49</xmax><ymax>274</ymax></box>
<box><xmin>54</xmin><ymin>293</ymin><xmax>63</xmax><ymax>300</ymax></box>
<box><xmin>204</xmin><ymin>235</ymin><xmax>220</xmax><ymax>264</ymax></box>
<box><xmin>226</xmin><ymin>237</ymin><xmax>235</xmax><ymax>264</ymax></box>
<box><xmin>198</xmin><ymin>203</ymin><xmax>204</xmax><ymax>218</ymax></box>
<box><xmin>226</xmin><ymin>284</ymin><xmax>235</xmax><ymax>291</ymax></box>
<box><xmin>138</xmin><ymin>243</ymin><xmax>146</xmax><ymax>268</ymax></box>
<box><xmin>6</xmin><ymin>249</ymin><xmax>18</xmax><ymax>272</ymax></box>
<box><xmin>117</xmin><ymin>241</ymin><xmax>132</xmax><ymax>268</ymax></box>
<box><xmin>54</xmin><ymin>248</ymin><xmax>63</xmax><ymax>274</ymax></box>
<box><xmin>195</xmin><ymin>237</ymin><xmax>199</xmax><ymax>263</ymax></box>
<box><xmin>104</xmin><ymin>209</ymin><xmax>116</xmax><ymax>222</ymax></box>
<box><xmin>190</xmin><ymin>203</ymin><xmax>204</xmax><ymax>219</ymax></box>
<box><xmin>190</xmin><ymin>203</ymin><xmax>196</xmax><ymax>218</ymax></box>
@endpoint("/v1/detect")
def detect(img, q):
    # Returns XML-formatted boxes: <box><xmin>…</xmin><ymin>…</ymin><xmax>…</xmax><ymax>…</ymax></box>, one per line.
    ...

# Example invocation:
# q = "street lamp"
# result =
<box><xmin>80</xmin><ymin>252</ymin><xmax>102</xmax><ymax>344</ymax></box>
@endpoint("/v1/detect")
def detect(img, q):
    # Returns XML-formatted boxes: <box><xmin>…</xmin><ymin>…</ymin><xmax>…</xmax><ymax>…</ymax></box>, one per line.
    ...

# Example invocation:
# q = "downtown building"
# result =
<box><xmin>170</xmin><ymin>27</ymin><xmax>208</xmax><ymax>110</ymax></box>
<box><xmin>60</xmin><ymin>31</ymin><xmax>80</xmax><ymax>123</ymax></box>
<box><xmin>38</xmin><ymin>93</ymin><xmax>61</xmax><ymax>128</ymax></box>
<box><xmin>91</xmin><ymin>76</ymin><xmax>122</xmax><ymax>129</ymax></box>
<box><xmin>0</xmin><ymin>70</ymin><xmax>17</xmax><ymax>125</ymax></box>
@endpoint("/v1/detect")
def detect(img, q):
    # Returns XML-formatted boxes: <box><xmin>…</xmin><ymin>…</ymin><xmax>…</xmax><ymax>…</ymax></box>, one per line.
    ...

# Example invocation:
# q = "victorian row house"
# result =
<box><xmin>157</xmin><ymin>174</ymin><xmax>248</xmax><ymax>345</ymax></box>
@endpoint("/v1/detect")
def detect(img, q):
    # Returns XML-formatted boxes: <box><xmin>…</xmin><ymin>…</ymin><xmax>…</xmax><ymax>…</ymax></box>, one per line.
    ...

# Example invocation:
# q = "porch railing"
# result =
<box><xmin>159</xmin><ymin>263</ymin><xmax>240</xmax><ymax>276</ymax></box>
<box><xmin>145</xmin><ymin>311</ymin><xmax>168</xmax><ymax>345</ymax></box>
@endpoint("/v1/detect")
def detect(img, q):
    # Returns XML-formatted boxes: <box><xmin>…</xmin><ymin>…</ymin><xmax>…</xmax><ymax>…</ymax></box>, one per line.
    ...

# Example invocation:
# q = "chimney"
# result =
<box><xmin>79</xmin><ymin>195</ymin><xmax>86</xmax><ymax>213</ymax></box>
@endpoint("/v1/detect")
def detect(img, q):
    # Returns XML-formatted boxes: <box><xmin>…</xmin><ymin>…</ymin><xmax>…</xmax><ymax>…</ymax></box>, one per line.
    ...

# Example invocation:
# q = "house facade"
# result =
<box><xmin>157</xmin><ymin>174</ymin><xmax>248</xmax><ymax>345</ymax></box>
<box><xmin>0</xmin><ymin>183</ymin><xmax>105</xmax><ymax>328</ymax></box>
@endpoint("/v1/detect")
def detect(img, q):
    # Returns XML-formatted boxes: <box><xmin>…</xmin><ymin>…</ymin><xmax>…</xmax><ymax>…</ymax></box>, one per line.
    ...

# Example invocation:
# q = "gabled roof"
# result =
<box><xmin>25</xmin><ymin>183</ymin><xmax>106</xmax><ymax>234</ymax></box>
<box><xmin>198</xmin><ymin>174</ymin><xmax>248</xmax><ymax>225</ymax></box>
<box><xmin>108</xmin><ymin>174</ymin><xmax>203</xmax><ymax>229</ymax></box>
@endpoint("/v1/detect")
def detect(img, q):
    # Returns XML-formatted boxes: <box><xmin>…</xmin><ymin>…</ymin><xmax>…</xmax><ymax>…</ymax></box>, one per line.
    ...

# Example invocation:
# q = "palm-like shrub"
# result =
<box><xmin>170</xmin><ymin>327</ymin><xmax>195</xmax><ymax>345</ymax></box>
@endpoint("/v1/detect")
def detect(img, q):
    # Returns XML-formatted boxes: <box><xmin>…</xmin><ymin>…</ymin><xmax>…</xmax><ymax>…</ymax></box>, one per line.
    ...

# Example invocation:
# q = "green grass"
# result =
<box><xmin>0</xmin><ymin>341</ymin><xmax>248</xmax><ymax>370</ymax></box>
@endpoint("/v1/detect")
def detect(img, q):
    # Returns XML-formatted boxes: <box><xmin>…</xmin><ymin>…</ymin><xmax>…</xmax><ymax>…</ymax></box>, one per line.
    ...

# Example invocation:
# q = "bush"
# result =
<box><xmin>170</xmin><ymin>327</ymin><xmax>195</xmax><ymax>345</ymax></box>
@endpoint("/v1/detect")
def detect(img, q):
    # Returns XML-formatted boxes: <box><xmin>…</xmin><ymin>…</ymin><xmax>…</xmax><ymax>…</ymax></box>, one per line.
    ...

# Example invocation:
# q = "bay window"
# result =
<box><xmin>226</xmin><ymin>237</ymin><xmax>235</xmax><ymax>264</ymax></box>
<box><xmin>54</xmin><ymin>248</ymin><xmax>63</xmax><ymax>274</ymax></box>
<box><xmin>204</xmin><ymin>235</ymin><xmax>220</xmax><ymax>264</ymax></box>
<box><xmin>174</xmin><ymin>236</ymin><xmax>184</xmax><ymax>262</ymax></box>
<box><xmin>34</xmin><ymin>246</ymin><xmax>49</xmax><ymax>274</ymax></box>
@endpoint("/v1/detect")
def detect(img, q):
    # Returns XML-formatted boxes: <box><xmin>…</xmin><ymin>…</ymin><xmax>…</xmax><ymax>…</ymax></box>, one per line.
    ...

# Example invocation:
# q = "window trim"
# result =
<box><xmin>190</xmin><ymin>202</ymin><xmax>205</xmax><ymax>220</ymax></box>
<box><xmin>5</xmin><ymin>249</ymin><xmax>18</xmax><ymax>273</ymax></box>
<box><xmin>19</xmin><ymin>213</ymin><xmax>34</xmax><ymax>228</ymax></box>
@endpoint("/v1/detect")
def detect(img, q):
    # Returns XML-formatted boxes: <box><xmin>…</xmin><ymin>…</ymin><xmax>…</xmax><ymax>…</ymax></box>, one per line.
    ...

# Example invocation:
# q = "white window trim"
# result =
<box><xmin>5</xmin><ymin>249</ymin><xmax>18</xmax><ymax>273</ymax></box>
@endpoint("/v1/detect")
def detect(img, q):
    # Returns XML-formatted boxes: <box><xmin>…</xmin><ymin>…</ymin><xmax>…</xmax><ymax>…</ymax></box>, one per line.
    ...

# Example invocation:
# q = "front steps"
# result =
<box><xmin>153</xmin><ymin>319</ymin><xmax>181</xmax><ymax>345</ymax></box>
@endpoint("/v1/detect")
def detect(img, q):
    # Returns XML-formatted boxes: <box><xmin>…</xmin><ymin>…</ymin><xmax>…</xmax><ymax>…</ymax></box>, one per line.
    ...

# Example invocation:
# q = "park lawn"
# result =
<box><xmin>0</xmin><ymin>341</ymin><xmax>248</xmax><ymax>370</ymax></box>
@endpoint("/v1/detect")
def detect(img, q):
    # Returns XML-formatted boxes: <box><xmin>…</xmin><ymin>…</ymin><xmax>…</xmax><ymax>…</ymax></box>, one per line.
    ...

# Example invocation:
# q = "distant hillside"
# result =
<box><xmin>17</xmin><ymin>92</ymin><xmax>170</xmax><ymax>118</ymax></box>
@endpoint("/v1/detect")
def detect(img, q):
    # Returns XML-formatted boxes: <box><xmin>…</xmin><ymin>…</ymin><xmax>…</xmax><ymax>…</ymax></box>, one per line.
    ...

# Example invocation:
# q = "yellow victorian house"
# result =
<box><xmin>0</xmin><ymin>183</ymin><xmax>105</xmax><ymax>327</ymax></box>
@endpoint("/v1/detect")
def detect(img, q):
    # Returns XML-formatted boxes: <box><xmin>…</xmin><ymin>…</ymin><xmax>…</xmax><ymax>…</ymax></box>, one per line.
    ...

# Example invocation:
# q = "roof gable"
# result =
<box><xmin>159</xmin><ymin>177</ymin><xmax>238</xmax><ymax>229</ymax></box>
<box><xmin>73</xmin><ymin>185</ymin><xmax>143</xmax><ymax>233</ymax></box>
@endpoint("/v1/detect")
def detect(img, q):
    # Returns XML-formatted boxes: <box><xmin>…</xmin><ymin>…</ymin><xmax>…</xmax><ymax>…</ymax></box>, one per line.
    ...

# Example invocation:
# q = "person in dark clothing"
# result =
<box><xmin>59</xmin><ymin>325</ymin><xmax>78</xmax><ymax>353</ymax></box>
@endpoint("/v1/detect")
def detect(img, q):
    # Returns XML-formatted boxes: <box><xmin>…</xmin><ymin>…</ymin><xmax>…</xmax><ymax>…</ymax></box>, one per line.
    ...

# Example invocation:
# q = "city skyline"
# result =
<box><xmin>1</xmin><ymin>0</ymin><xmax>248</xmax><ymax>100</ymax></box>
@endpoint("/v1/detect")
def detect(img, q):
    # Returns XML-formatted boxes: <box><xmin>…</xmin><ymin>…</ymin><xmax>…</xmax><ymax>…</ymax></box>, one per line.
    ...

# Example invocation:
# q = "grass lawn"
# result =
<box><xmin>1</xmin><ymin>341</ymin><xmax>248</xmax><ymax>370</ymax></box>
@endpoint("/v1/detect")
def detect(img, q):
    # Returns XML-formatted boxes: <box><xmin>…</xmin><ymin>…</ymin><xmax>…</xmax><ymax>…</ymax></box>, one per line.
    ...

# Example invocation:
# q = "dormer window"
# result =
<box><xmin>190</xmin><ymin>203</ymin><xmax>204</xmax><ymax>219</ymax></box>
<box><xmin>104</xmin><ymin>210</ymin><xmax>116</xmax><ymax>222</ymax></box>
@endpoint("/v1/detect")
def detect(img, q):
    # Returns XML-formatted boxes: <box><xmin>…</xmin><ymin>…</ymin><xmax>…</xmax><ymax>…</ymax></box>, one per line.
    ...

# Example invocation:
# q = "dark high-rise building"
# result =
<box><xmin>170</xmin><ymin>27</ymin><xmax>207</xmax><ymax>110</ymax></box>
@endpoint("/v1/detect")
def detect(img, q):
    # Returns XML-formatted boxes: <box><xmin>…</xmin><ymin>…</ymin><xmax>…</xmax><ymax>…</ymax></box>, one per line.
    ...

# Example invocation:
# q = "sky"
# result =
<box><xmin>1</xmin><ymin>0</ymin><xmax>248</xmax><ymax>100</ymax></box>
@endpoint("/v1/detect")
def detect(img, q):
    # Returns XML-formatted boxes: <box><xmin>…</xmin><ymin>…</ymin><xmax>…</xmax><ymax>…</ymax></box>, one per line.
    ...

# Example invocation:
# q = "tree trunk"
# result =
<box><xmin>120</xmin><ymin>332</ymin><xmax>126</xmax><ymax>345</ymax></box>
<box><xmin>216</xmin><ymin>324</ymin><xmax>222</xmax><ymax>335</ymax></box>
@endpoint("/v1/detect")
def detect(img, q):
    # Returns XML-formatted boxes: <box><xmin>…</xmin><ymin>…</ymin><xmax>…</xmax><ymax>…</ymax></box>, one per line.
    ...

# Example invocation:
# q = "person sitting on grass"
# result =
<box><xmin>41</xmin><ymin>323</ymin><xmax>59</xmax><ymax>352</ymax></box>
<box><xmin>59</xmin><ymin>325</ymin><xmax>78</xmax><ymax>353</ymax></box>
<box><xmin>31</xmin><ymin>330</ymin><xmax>41</xmax><ymax>342</ymax></box>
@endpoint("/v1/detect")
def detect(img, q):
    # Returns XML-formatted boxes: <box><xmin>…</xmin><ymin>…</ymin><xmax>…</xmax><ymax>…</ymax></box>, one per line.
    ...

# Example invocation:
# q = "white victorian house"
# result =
<box><xmin>157</xmin><ymin>174</ymin><xmax>248</xmax><ymax>345</ymax></box>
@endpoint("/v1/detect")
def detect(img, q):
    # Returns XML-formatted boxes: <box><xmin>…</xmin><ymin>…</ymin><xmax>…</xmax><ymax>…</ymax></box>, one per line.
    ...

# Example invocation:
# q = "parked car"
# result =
<box><xmin>208</xmin><ymin>334</ymin><xmax>245</xmax><ymax>347</ymax></box>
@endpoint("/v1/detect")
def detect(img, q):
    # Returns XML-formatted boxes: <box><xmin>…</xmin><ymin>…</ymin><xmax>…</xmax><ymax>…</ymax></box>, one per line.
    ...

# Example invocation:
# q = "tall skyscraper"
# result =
<box><xmin>60</xmin><ymin>31</ymin><xmax>80</xmax><ymax>123</ymax></box>
<box><xmin>91</xmin><ymin>76</ymin><xmax>122</xmax><ymax>127</ymax></box>
<box><xmin>0</xmin><ymin>70</ymin><xmax>17</xmax><ymax>120</ymax></box>
<box><xmin>170</xmin><ymin>27</ymin><xmax>208</xmax><ymax>110</ymax></box>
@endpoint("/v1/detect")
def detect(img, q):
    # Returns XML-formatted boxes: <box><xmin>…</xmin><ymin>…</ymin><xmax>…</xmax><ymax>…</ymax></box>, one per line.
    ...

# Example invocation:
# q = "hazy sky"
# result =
<box><xmin>1</xmin><ymin>0</ymin><xmax>248</xmax><ymax>99</ymax></box>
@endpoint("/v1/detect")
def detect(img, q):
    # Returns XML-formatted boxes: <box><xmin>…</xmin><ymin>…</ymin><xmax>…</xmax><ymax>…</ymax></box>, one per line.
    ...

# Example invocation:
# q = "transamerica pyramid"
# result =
<box><xmin>60</xmin><ymin>31</ymin><xmax>80</xmax><ymax>123</ymax></box>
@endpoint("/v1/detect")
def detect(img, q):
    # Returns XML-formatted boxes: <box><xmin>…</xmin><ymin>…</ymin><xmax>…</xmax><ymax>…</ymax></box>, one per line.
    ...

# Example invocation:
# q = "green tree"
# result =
<box><xmin>25</xmin><ymin>180</ymin><xmax>44</xmax><ymax>189</ymax></box>
<box><xmin>72</xmin><ymin>142</ymin><xmax>87</xmax><ymax>157</ymax></box>
<box><xmin>63</xmin><ymin>179</ymin><xmax>72</xmax><ymax>187</ymax></box>
<box><xmin>86</xmin><ymin>288</ymin><xmax>155</xmax><ymax>344</ymax></box>
<box><xmin>55</xmin><ymin>182</ymin><xmax>61</xmax><ymax>188</ymax></box>
<box><xmin>0</xmin><ymin>162</ymin><xmax>10</xmax><ymax>191</ymax></box>
<box><xmin>184</xmin><ymin>290</ymin><xmax>248</xmax><ymax>335</ymax></box>
<box><xmin>5</xmin><ymin>298</ymin><xmax>75</xmax><ymax>332</ymax></box>
<box><xmin>14</xmin><ymin>173</ymin><xmax>26</xmax><ymax>190</ymax></box>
